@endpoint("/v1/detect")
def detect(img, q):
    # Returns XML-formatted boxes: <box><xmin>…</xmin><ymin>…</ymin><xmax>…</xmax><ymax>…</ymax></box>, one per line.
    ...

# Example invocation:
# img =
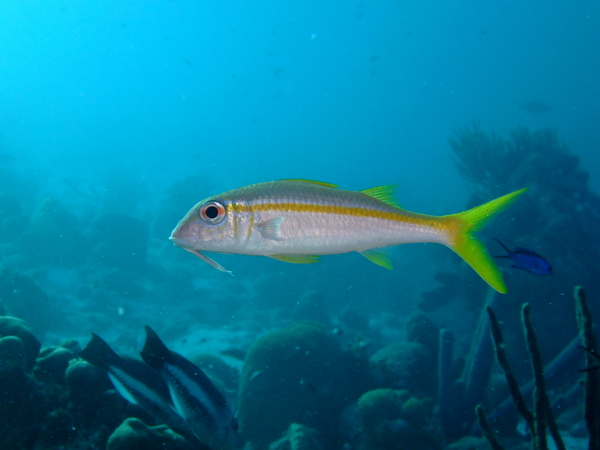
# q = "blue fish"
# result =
<box><xmin>79</xmin><ymin>333</ymin><xmax>192</xmax><ymax>436</ymax></box>
<box><xmin>493</xmin><ymin>238</ymin><xmax>553</xmax><ymax>275</ymax></box>
<box><xmin>140</xmin><ymin>326</ymin><xmax>240</xmax><ymax>450</ymax></box>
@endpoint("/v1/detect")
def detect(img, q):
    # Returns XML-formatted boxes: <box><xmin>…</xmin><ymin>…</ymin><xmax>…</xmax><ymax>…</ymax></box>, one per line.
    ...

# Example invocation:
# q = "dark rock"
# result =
<box><xmin>38</xmin><ymin>407</ymin><xmax>77</xmax><ymax>447</ymax></box>
<box><xmin>0</xmin><ymin>343</ymin><xmax>45</xmax><ymax>449</ymax></box>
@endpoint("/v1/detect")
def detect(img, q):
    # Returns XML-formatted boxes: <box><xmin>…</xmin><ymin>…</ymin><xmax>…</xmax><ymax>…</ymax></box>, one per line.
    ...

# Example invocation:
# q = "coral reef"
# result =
<box><xmin>237</xmin><ymin>321</ymin><xmax>351</xmax><ymax>450</ymax></box>
<box><xmin>356</xmin><ymin>388</ymin><xmax>442</xmax><ymax>450</ymax></box>
<box><xmin>34</xmin><ymin>342</ymin><xmax>77</xmax><ymax>383</ymax></box>
<box><xmin>0</xmin><ymin>333</ymin><xmax>45</xmax><ymax>449</ymax></box>
<box><xmin>369</xmin><ymin>341</ymin><xmax>437</xmax><ymax>398</ymax></box>
<box><xmin>0</xmin><ymin>315</ymin><xmax>41</xmax><ymax>371</ymax></box>
<box><xmin>106</xmin><ymin>418</ymin><xmax>194</xmax><ymax>450</ymax></box>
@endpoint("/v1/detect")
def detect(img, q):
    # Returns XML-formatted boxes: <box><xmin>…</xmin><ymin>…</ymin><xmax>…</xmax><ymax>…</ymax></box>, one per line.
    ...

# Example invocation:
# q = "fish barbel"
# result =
<box><xmin>170</xmin><ymin>180</ymin><xmax>526</xmax><ymax>293</ymax></box>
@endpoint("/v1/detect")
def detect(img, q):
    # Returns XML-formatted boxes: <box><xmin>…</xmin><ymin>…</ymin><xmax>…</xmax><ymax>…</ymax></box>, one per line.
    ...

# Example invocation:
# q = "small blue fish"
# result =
<box><xmin>493</xmin><ymin>238</ymin><xmax>552</xmax><ymax>275</ymax></box>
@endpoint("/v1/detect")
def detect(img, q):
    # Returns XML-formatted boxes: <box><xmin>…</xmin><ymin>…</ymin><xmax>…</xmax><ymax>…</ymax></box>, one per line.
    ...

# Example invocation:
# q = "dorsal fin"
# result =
<box><xmin>280</xmin><ymin>179</ymin><xmax>338</xmax><ymax>188</ymax></box>
<box><xmin>360</xmin><ymin>185</ymin><xmax>401</xmax><ymax>208</ymax></box>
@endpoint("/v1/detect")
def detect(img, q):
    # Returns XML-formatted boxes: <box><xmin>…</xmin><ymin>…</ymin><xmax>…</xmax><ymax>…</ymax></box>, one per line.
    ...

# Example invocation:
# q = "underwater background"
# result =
<box><xmin>0</xmin><ymin>1</ymin><xmax>599</xmax><ymax>449</ymax></box>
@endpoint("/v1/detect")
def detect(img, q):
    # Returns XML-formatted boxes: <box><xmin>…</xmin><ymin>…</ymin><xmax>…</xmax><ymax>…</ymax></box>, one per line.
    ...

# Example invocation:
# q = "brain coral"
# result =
<box><xmin>238</xmin><ymin>322</ymin><xmax>350</xmax><ymax>450</ymax></box>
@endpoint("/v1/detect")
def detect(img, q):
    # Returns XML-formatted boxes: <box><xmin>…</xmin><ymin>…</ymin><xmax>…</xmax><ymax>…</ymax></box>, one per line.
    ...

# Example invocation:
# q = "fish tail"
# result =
<box><xmin>445</xmin><ymin>189</ymin><xmax>527</xmax><ymax>293</ymax></box>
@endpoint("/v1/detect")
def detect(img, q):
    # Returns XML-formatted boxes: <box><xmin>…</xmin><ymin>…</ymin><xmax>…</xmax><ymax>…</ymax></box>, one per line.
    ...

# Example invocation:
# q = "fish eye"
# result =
<box><xmin>199</xmin><ymin>201</ymin><xmax>227</xmax><ymax>225</ymax></box>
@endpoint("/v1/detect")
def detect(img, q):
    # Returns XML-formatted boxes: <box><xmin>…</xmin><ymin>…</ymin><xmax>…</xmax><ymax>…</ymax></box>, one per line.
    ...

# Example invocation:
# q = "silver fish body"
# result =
<box><xmin>170</xmin><ymin>179</ymin><xmax>526</xmax><ymax>293</ymax></box>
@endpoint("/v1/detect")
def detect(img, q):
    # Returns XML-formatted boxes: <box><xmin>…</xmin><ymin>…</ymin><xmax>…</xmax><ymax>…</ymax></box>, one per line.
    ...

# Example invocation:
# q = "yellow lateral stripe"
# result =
<box><xmin>231</xmin><ymin>200</ymin><xmax>435</xmax><ymax>225</ymax></box>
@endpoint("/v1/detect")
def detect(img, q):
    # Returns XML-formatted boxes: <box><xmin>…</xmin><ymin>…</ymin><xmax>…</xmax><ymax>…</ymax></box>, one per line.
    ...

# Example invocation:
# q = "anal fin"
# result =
<box><xmin>359</xmin><ymin>247</ymin><xmax>394</xmax><ymax>270</ymax></box>
<box><xmin>268</xmin><ymin>254</ymin><xmax>320</xmax><ymax>264</ymax></box>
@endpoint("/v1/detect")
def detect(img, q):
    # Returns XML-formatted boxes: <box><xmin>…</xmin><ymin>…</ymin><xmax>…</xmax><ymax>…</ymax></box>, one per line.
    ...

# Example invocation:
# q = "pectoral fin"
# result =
<box><xmin>258</xmin><ymin>217</ymin><xmax>284</xmax><ymax>241</ymax></box>
<box><xmin>268</xmin><ymin>254</ymin><xmax>320</xmax><ymax>264</ymax></box>
<box><xmin>359</xmin><ymin>248</ymin><xmax>394</xmax><ymax>270</ymax></box>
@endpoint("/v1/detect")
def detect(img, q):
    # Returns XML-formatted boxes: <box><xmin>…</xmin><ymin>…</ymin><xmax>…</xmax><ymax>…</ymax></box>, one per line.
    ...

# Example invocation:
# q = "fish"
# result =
<box><xmin>492</xmin><ymin>238</ymin><xmax>552</xmax><ymax>275</ymax></box>
<box><xmin>79</xmin><ymin>333</ymin><xmax>191</xmax><ymax>435</ymax></box>
<box><xmin>170</xmin><ymin>179</ymin><xmax>526</xmax><ymax>293</ymax></box>
<box><xmin>140</xmin><ymin>326</ymin><xmax>240</xmax><ymax>450</ymax></box>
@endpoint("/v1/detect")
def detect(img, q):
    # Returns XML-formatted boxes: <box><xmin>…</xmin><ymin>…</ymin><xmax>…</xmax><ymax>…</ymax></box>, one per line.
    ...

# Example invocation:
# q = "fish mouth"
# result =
<box><xmin>169</xmin><ymin>236</ymin><xmax>190</xmax><ymax>248</ymax></box>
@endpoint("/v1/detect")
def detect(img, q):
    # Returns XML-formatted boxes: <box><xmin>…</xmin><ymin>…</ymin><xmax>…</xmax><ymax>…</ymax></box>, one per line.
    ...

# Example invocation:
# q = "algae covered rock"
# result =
<box><xmin>369</xmin><ymin>341</ymin><xmax>437</xmax><ymax>397</ymax></box>
<box><xmin>0</xmin><ymin>315</ymin><xmax>41</xmax><ymax>371</ymax></box>
<box><xmin>107</xmin><ymin>418</ymin><xmax>194</xmax><ymax>450</ymax></box>
<box><xmin>238</xmin><ymin>322</ymin><xmax>349</xmax><ymax>450</ymax></box>
<box><xmin>35</xmin><ymin>345</ymin><xmax>76</xmax><ymax>383</ymax></box>
<box><xmin>357</xmin><ymin>388</ymin><xmax>442</xmax><ymax>450</ymax></box>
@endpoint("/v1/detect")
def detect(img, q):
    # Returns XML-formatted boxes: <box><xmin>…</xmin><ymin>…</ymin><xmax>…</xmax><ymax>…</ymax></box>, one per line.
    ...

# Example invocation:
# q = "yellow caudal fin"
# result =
<box><xmin>446</xmin><ymin>188</ymin><xmax>527</xmax><ymax>293</ymax></box>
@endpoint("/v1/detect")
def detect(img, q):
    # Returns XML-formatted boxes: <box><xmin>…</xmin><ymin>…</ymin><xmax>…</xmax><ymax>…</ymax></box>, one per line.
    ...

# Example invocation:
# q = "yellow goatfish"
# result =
<box><xmin>170</xmin><ymin>180</ymin><xmax>526</xmax><ymax>293</ymax></box>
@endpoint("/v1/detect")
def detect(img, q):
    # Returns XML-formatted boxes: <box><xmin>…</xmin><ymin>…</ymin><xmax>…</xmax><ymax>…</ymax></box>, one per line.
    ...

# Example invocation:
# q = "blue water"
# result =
<box><xmin>0</xmin><ymin>1</ymin><xmax>599</xmax><ymax>449</ymax></box>
<box><xmin>3</xmin><ymin>1</ymin><xmax>599</xmax><ymax>207</ymax></box>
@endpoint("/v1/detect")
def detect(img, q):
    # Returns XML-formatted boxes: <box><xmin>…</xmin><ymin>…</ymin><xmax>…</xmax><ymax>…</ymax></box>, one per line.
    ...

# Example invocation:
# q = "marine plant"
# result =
<box><xmin>428</xmin><ymin>123</ymin><xmax>600</xmax><ymax>398</ymax></box>
<box><xmin>474</xmin><ymin>287</ymin><xmax>600</xmax><ymax>450</ymax></box>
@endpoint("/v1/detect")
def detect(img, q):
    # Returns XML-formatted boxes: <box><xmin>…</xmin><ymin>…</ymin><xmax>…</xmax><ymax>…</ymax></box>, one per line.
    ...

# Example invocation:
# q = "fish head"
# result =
<box><xmin>170</xmin><ymin>197</ymin><xmax>236</xmax><ymax>252</ymax></box>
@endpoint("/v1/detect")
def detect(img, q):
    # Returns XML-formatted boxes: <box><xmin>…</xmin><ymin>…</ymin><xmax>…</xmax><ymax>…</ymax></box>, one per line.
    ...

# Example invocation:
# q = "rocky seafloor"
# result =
<box><xmin>0</xmin><ymin>301</ymin><xmax>592</xmax><ymax>450</ymax></box>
